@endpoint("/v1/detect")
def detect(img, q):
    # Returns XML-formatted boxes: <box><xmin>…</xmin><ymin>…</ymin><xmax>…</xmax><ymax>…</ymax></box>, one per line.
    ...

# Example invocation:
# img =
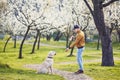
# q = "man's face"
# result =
<box><xmin>73</xmin><ymin>28</ymin><xmax>78</xmax><ymax>33</ymax></box>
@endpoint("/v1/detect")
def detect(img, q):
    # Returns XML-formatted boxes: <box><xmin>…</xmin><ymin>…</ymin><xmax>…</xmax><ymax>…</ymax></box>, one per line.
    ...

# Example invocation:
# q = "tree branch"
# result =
<box><xmin>15</xmin><ymin>15</ymin><xmax>27</xmax><ymax>26</ymax></box>
<box><xmin>84</xmin><ymin>0</ymin><xmax>94</xmax><ymax>16</ymax></box>
<box><xmin>82</xmin><ymin>17</ymin><xmax>90</xmax><ymax>31</ymax></box>
<box><xmin>72</xmin><ymin>8</ymin><xmax>79</xmax><ymax>15</ymax></box>
<box><xmin>20</xmin><ymin>10</ymin><xmax>30</xmax><ymax>24</ymax></box>
<box><xmin>102</xmin><ymin>0</ymin><xmax>119</xmax><ymax>7</ymax></box>
<box><xmin>0</xmin><ymin>10</ymin><xmax>12</xmax><ymax>18</ymax></box>
<box><xmin>13</xmin><ymin>7</ymin><xmax>28</xmax><ymax>26</ymax></box>
<box><xmin>33</xmin><ymin>4</ymin><xmax>48</xmax><ymax>22</ymax></box>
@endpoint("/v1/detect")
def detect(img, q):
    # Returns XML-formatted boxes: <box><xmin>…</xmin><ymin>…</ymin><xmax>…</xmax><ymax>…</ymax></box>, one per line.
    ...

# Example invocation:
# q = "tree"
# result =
<box><xmin>8</xmin><ymin>0</ymin><xmax>49</xmax><ymax>58</ymax></box>
<box><xmin>115</xmin><ymin>20</ymin><xmax>120</xmax><ymax>42</ymax></box>
<box><xmin>37</xmin><ymin>32</ymin><xmax>41</xmax><ymax>50</ymax></box>
<box><xmin>7</xmin><ymin>0</ymin><xmax>70</xmax><ymax>57</ymax></box>
<box><xmin>0</xmin><ymin>0</ymin><xmax>22</xmax><ymax>51</ymax></box>
<box><xmin>31</xmin><ymin>29</ymin><xmax>39</xmax><ymax>53</ymax></box>
<box><xmin>2</xmin><ymin>16</ymin><xmax>23</xmax><ymax>52</ymax></box>
<box><xmin>84</xmin><ymin>0</ymin><xmax>119</xmax><ymax>66</ymax></box>
<box><xmin>64</xmin><ymin>24</ymin><xmax>73</xmax><ymax>48</ymax></box>
<box><xmin>54</xmin><ymin>31</ymin><xmax>63</xmax><ymax>41</ymax></box>
<box><xmin>104</xmin><ymin>2</ymin><xmax>120</xmax><ymax>42</ymax></box>
<box><xmin>30</xmin><ymin>24</ymin><xmax>49</xmax><ymax>53</ymax></box>
<box><xmin>53</xmin><ymin>25</ymin><xmax>67</xmax><ymax>41</ymax></box>
<box><xmin>3</xmin><ymin>36</ymin><xmax>11</xmax><ymax>52</ymax></box>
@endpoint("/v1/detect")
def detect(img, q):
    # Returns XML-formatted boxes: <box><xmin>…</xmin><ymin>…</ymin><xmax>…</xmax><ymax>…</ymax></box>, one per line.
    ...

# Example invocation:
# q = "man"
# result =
<box><xmin>66</xmin><ymin>25</ymin><xmax>85</xmax><ymax>74</ymax></box>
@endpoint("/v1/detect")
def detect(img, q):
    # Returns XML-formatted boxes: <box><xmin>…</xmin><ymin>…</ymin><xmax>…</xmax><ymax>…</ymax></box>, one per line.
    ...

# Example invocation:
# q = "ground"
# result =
<box><xmin>24</xmin><ymin>64</ymin><xmax>92</xmax><ymax>80</ymax></box>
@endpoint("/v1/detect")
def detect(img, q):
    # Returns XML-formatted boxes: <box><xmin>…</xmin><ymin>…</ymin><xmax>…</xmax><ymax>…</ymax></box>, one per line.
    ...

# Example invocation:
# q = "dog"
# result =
<box><xmin>37</xmin><ymin>51</ymin><xmax>56</xmax><ymax>74</ymax></box>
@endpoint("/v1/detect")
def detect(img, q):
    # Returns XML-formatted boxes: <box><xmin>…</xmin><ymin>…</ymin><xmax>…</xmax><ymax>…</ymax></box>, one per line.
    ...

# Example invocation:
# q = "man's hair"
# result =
<box><xmin>73</xmin><ymin>25</ymin><xmax>79</xmax><ymax>30</ymax></box>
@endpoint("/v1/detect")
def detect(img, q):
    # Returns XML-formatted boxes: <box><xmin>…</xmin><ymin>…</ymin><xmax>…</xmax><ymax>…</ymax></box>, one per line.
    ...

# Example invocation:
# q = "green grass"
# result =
<box><xmin>0</xmin><ymin>40</ymin><xmax>65</xmax><ymax>80</ymax></box>
<box><xmin>27</xmin><ymin>38</ymin><xmax>66</xmax><ymax>47</ymax></box>
<box><xmin>0</xmin><ymin>65</ymin><xmax>64</xmax><ymax>80</ymax></box>
<box><xmin>85</xmin><ymin>62</ymin><xmax>120</xmax><ymax>80</ymax></box>
<box><xmin>113</xmin><ymin>42</ymin><xmax>120</xmax><ymax>50</ymax></box>
<box><xmin>55</xmin><ymin>62</ymin><xmax>120</xmax><ymax>80</ymax></box>
<box><xmin>0</xmin><ymin>40</ymin><xmax>120</xmax><ymax>80</ymax></box>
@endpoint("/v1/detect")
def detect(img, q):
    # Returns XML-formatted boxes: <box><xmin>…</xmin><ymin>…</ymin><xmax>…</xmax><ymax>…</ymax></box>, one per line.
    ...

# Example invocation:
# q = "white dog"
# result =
<box><xmin>37</xmin><ymin>51</ymin><xmax>56</xmax><ymax>74</ymax></box>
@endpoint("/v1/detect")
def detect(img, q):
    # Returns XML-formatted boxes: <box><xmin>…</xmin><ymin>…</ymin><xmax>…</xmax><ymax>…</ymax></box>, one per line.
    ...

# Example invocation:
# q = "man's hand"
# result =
<box><xmin>69</xmin><ymin>36</ymin><xmax>74</xmax><ymax>41</ymax></box>
<box><xmin>65</xmin><ymin>48</ymin><xmax>69</xmax><ymax>52</ymax></box>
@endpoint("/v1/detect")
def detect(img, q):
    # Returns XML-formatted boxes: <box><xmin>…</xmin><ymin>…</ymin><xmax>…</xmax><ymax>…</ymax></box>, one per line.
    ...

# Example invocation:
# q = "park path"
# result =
<box><xmin>24</xmin><ymin>64</ymin><xmax>92</xmax><ymax>80</ymax></box>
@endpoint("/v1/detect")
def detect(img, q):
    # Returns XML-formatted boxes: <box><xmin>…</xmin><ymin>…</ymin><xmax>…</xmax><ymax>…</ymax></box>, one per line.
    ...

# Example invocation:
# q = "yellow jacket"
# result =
<box><xmin>70</xmin><ymin>30</ymin><xmax>85</xmax><ymax>48</ymax></box>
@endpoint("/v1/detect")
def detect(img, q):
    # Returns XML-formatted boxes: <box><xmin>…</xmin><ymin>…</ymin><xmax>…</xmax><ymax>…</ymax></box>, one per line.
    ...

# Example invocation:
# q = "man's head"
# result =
<box><xmin>73</xmin><ymin>25</ymin><xmax>80</xmax><ymax>33</ymax></box>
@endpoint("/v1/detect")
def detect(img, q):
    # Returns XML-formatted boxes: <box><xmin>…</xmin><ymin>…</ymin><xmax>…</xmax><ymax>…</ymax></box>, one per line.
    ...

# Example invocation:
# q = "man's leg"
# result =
<box><xmin>75</xmin><ymin>48</ymin><xmax>84</xmax><ymax>74</ymax></box>
<box><xmin>77</xmin><ymin>48</ymin><xmax>84</xmax><ymax>70</ymax></box>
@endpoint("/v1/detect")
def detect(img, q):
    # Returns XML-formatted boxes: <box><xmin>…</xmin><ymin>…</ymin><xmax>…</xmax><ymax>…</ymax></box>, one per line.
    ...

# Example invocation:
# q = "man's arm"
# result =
<box><xmin>70</xmin><ymin>35</ymin><xmax>81</xmax><ymax>48</ymax></box>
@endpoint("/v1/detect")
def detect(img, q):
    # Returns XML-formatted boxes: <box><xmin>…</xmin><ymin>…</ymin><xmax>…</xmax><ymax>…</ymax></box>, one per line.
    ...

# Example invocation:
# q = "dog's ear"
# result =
<box><xmin>48</xmin><ymin>51</ymin><xmax>56</xmax><ymax>57</ymax></box>
<box><xmin>48</xmin><ymin>51</ymin><xmax>53</xmax><ymax>56</ymax></box>
<box><xmin>54</xmin><ymin>51</ymin><xmax>56</xmax><ymax>55</ymax></box>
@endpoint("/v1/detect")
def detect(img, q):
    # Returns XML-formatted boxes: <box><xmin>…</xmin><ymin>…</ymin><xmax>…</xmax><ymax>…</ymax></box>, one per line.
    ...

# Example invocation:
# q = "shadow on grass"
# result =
<box><xmin>0</xmin><ymin>63</ymin><xmax>31</xmax><ymax>73</ymax></box>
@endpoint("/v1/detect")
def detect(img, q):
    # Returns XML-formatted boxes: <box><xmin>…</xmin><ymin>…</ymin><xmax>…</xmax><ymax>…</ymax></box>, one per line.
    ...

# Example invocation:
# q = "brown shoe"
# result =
<box><xmin>74</xmin><ymin>70</ymin><xmax>84</xmax><ymax>74</ymax></box>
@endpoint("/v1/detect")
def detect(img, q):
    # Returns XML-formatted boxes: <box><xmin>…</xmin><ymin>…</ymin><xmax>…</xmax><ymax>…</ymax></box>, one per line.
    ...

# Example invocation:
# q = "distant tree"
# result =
<box><xmin>3</xmin><ymin>36</ymin><xmax>11</xmax><ymax>52</ymax></box>
<box><xmin>115</xmin><ymin>20</ymin><xmax>120</xmax><ymax>42</ymax></box>
<box><xmin>31</xmin><ymin>29</ymin><xmax>39</xmax><ymax>53</ymax></box>
<box><xmin>2</xmin><ymin>19</ymin><xmax>23</xmax><ymax>52</ymax></box>
<box><xmin>53</xmin><ymin>25</ymin><xmax>66</xmax><ymax>41</ymax></box>
<box><xmin>0</xmin><ymin>0</ymin><xmax>17</xmax><ymax>51</ymax></box>
<box><xmin>104</xmin><ymin>2</ymin><xmax>120</xmax><ymax>42</ymax></box>
<box><xmin>64</xmin><ymin>24</ymin><xmax>73</xmax><ymax>48</ymax></box>
<box><xmin>54</xmin><ymin>30</ymin><xmax>63</xmax><ymax>41</ymax></box>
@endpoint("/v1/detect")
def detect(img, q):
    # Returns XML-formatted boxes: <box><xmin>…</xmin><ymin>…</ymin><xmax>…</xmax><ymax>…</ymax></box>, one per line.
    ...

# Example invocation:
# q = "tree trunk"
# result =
<box><xmin>66</xmin><ymin>34</ymin><xmax>69</xmax><ymax>48</ymax></box>
<box><xmin>117</xmin><ymin>29</ymin><xmax>120</xmax><ymax>42</ymax></box>
<box><xmin>3</xmin><ymin>36</ymin><xmax>11</xmax><ymax>52</ymax></box>
<box><xmin>83</xmin><ymin>31</ymin><xmax>87</xmax><ymax>42</ymax></box>
<box><xmin>92</xmin><ymin>0</ymin><xmax>114</xmax><ymax>66</ymax></box>
<box><xmin>118</xmin><ymin>34</ymin><xmax>120</xmax><ymax>43</ymax></box>
<box><xmin>110</xmin><ymin>23</ymin><xmax>114</xmax><ymax>35</ymax></box>
<box><xmin>19</xmin><ymin>26</ymin><xmax>30</xmax><ymax>59</ymax></box>
<box><xmin>57</xmin><ymin>33</ymin><xmax>63</xmax><ymax>41</ymax></box>
<box><xmin>31</xmin><ymin>30</ymin><xmax>39</xmax><ymax>54</ymax></box>
<box><xmin>46</xmin><ymin>34</ymin><xmax>52</xmax><ymax>41</ymax></box>
<box><xmin>84</xmin><ymin>0</ymin><xmax>114</xmax><ymax>66</ymax></box>
<box><xmin>54</xmin><ymin>31</ymin><xmax>60</xmax><ymax>41</ymax></box>
<box><xmin>14</xmin><ymin>35</ymin><xmax>17</xmax><ymax>48</ymax></box>
<box><xmin>97</xmin><ymin>35</ymin><xmax>100</xmax><ymax>50</ymax></box>
<box><xmin>54</xmin><ymin>31</ymin><xmax>62</xmax><ymax>41</ymax></box>
<box><xmin>37</xmin><ymin>32</ymin><xmax>41</xmax><ymax>50</ymax></box>
<box><xmin>67</xmin><ymin>35</ymin><xmax>74</xmax><ymax>56</ymax></box>
<box><xmin>100</xmin><ymin>29</ymin><xmax>114</xmax><ymax>66</ymax></box>
<box><xmin>67</xmin><ymin>47</ymin><xmax>74</xmax><ymax>57</ymax></box>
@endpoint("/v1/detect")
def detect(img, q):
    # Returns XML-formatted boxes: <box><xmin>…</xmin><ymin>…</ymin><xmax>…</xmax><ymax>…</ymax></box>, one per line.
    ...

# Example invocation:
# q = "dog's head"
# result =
<box><xmin>48</xmin><ymin>51</ymin><xmax>56</xmax><ymax>58</ymax></box>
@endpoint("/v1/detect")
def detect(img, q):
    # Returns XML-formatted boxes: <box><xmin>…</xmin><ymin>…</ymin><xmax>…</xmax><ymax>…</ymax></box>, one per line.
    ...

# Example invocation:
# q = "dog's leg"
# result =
<box><xmin>47</xmin><ymin>68</ymin><xmax>50</xmax><ymax>74</ymax></box>
<box><xmin>50</xmin><ymin>66</ymin><xmax>53</xmax><ymax>74</ymax></box>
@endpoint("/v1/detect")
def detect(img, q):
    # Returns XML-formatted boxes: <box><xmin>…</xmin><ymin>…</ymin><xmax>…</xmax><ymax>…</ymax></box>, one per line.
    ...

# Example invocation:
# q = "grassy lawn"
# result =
<box><xmin>0</xmin><ymin>66</ymin><xmax>64</xmax><ymax>80</ymax></box>
<box><xmin>0</xmin><ymin>40</ymin><xmax>120</xmax><ymax>80</ymax></box>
